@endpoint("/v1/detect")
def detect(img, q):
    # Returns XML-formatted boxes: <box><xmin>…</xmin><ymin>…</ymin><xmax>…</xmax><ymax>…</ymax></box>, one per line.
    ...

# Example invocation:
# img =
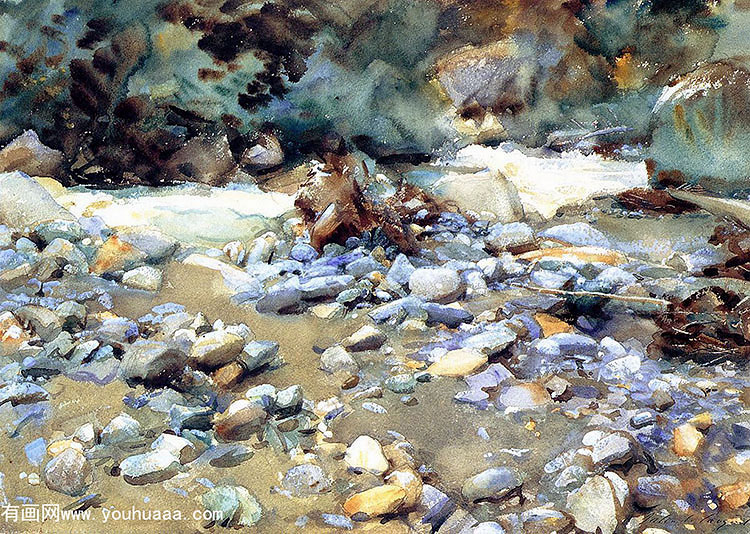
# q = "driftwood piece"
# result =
<box><xmin>670</xmin><ymin>189</ymin><xmax>750</xmax><ymax>229</ymax></box>
<box><xmin>517</xmin><ymin>246</ymin><xmax>628</xmax><ymax>266</ymax></box>
<box><xmin>616</xmin><ymin>188</ymin><xmax>699</xmax><ymax>215</ymax></box>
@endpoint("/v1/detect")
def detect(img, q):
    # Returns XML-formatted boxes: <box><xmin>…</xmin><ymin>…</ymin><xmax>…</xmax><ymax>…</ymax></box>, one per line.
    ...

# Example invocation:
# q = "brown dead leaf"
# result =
<box><xmin>534</xmin><ymin>313</ymin><xmax>573</xmax><ymax>337</ymax></box>
<box><xmin>295</xmin><ymin>153</ymin><xmax>444</xmax><ymax>253</ymax></box>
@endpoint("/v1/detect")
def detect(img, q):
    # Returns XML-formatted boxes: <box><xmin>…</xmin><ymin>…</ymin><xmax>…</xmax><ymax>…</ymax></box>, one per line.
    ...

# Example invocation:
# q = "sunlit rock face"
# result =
<box><xmin>434</xmin><ymin>28</ymin><xmax>613</xmax><ymax>146</ymax></box>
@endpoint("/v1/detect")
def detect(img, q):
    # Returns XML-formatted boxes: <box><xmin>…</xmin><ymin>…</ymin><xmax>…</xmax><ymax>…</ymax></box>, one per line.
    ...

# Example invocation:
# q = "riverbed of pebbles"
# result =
<box><xmin>2</xmin><ymin>168</ymin><xmax>750</xmax><ymax>533</ymax></box>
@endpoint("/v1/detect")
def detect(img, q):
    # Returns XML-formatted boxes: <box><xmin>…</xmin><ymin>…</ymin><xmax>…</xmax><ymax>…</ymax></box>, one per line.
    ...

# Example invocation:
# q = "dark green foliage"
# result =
<box><xmin>0</xmin><ymin>0</ymin><xmax>732</xmax><ymax>184</ymax></box>
<box><xmin>578</xmin><ymin>0</ymin><xmax>719</xmax><ymax>81</ymax></box>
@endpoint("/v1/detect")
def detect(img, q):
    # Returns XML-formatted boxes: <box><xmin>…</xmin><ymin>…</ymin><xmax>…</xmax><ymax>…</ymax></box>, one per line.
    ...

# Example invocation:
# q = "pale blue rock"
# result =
<box><xmin>119</xmin><ymin>340</ymin><xmax>186</xmax><ymax>387</ymax></box>
<box><xmin>595</xmin><ymin>266</ymin><xmax>636</xmax><ymax>289</ymax></box>
<box><xmin>281</xmin><ymin>464</ymin><xmax>331</xmax><ymax>496</ymax></box>
<box><xmin>581</xmin><ymin>265</ymin><xmax>637</xmax><ymax>293</ymax></box>
<box><xmin>247</xmin><ymin>262</ymin><xmax>286</xmax><ymax>282</ymax></box>
<box><xmin>274</xmin><ymin>385</ymin><xmax>303</xmax><ymax>416</ymax></box>
<box><xmin>14</xmin><ymin>304</ymin><xmax>63</xmax><ymax>341</ymax></box>
<box><xmin>422</xmin><ymin>302</ymin><xmax>474</xmax><ymax>328</ymax></box>
<box><xmin>55</xmin><ymin>300</ymin><xmax>87</xmax><ymax>329</ymax></box>
<box><xmin>478</xmin><ymin>254</ymin><xmax>525</xmax><ymax>281</ymax></box>
<box><xmin>24</xmin><ymin>437</ymin><xmax>46</xmax><ymax>466</ymax></box>
<box><xmin>35</xmin><ymin>219</ymin><xmax>87</xmax><ymax>244</ymax></box>
<box><xmin>454</xmin><ymin>389</ymin><xmax>490</xmax><ymax>408</ymax></box>
<box><xmin>548</xmin><ymin>333</ymin><xmax>598</xmax><ymax>355</ymax></box>
<box><xmin>119</xmin><ymin>450</ymin><xmax>181</xmax><ymax>485</ymax></box>
<box><xmin>530</xmin><ymin>269</ymin><xmax>572</xmax><ymax>290</ymax></box>
<box><xmin>304</xmin><ymin>264</ymin><xmax>342</xmax><ymax>279</ymax></box>
<box><xmin>731</xmin><ymin>422</ymin><xmax>750</xmax><ymax>449</ymax></box>
<box><xmin>43</xmin><ymin>239</ymin><xmax>88</xmax><ymax>274</ymax></box>
<box><xmin>591</xmin><ymin>433</ymin><xmax>636</xmax><ymax>467</ymax></box>
<box><xmin>685</xmin><ymin>246</ymin><xmax>728</xmax><ymax>274</ymax></box>
<box><xmin>245</xmin><ymin>236</ymin><xmax>275</xmax><ymax>264</ymax></box>
<box><xmin>630</xmin><ymin>412</ymin><xmax>656</xmax><ymax>429</ymax></box>
<box><xmin>599</xmin><ymin>337</ymin><xmax>627</xmax><ymax>361</ymax></box>
<box><xmin>238</xmin><ymin>341</ymin><xmax>279</xmax><ymax>372</ymax></box>
<box><xmin>151</xmin><ymin>433</ymin><xmax>201</xmax><ymax>464</ymax></box>
<box><xmin>14</xmin><ymin>237</ymin><xmax>37</xmax><ymax>253</ymax></box>
<box><xmin>599</xmin><ymin>355</ymin><xmax>642</xmax><ymax>383</ymax></box>
<box><xmin>420</xmin><ymin>484</ymin><xmax>455</xmax><ymax>528</ymax></box>
<box><xmin>0</xmin><ymin>171</ymin><xmax>77</xmax><ymax>230</ymax></box>
<box><xmin>202</xmin><ymin>485</ymin><xmax>262</xmax><ymax>527</ymax></box>
<box><xmin>462</xmin><ymin>325</ymin><xmax>517</xmax><ymax>355</ymax></box>
<box><xmin>290</xmin><ymin>243</ymin><xmax>318</xmax><ymax>263</ymax></box>
<box><xmin>345</xmin><ymin>255</ymin><xmax>386</xmax><ymax>278</ymax></box>
<box><xmin>169</xmin><ymin>404</ymin><xmax>214</xmax><ymax>432</ymax></box>
<box><xmin>122</xmin><ymin>266</ymin><xmax>163</xmax><ymax>292</ymax></box>
<box><xmin>299</xmin><ymin>275</ymin><xmax>355</xmax><ymax>300</ymax></box>
<box><xmin>341</xmin><ymin>325</ymin><xmax>386</xmax><ymax>352</ymax></box>
<box><xmin>387</xmin><ymin>254</ymin><xmax>416</xmax><ymax>286</ymax></box>
<box><xmin>472</xmin><ymin>522</ymin><xmax>506</xmax><ymax>534</ymax></box>
<box><xmin>461</xmin><ymin>467</ymin><xmax>523</xmax><ymax>502</ymax></box>
<box><xmin>539</xmin><ymin>223</ymin><xmax>610</xmax><ymax>248</ymax></box>
<box><xmin>464</xmin><ymin>269</ymin><xmax>488</xmax><ymax>297</ymax></box>
<box><xmin>0</xmin><ymin>225</ymin><xmax>12</xmax><ymax>249</ymax></box>
<box><xmin>464</xmin><ymin>363</ymin><xmax>513</xmax><ymax>390</ymax></box>
<box><xmin>101</xmin><ymin>413</ymin><xmax>141</xmax><ymax>445</ymax></box>
<box><xmin>409</xmin><ymin>267</ymin><xmax>464</xmax><ymax>303</ymax></box>
<box><xmin>320</xmin><ymin>345</ymin><xmax>359</xmax><ymax>374</ymax></box>
<box><xmin>484</xmin><ymin>222</ymin><xmax>535</xmax><ymax>252</ymax></box>
<box><xmin>634</xmin><ymin>475</ymin><xmax>681</xmax><ymax>509</ymax></box>
<box><xmin>256</xmin><ymin>277</ymin><xmax>302</xmax><ymax>313</ymax></box>
<box><xmin>369</xmin><ymin>297</ymin><xmax>426</xmax><ymax>324</ymax></box>
<box><xmin>385</xmin><ymin>374</ymin><xmax>416</xmax><ymax>394</ymax></box>
<box><xmin>322</xmin><ymin>514</ymin><xmax>353</xmax><ymax>530</ymax></box>
<box><xmin>117</xmin><ymin>227</ymin><xmax>179</xmax><ymax>263</ymax></box>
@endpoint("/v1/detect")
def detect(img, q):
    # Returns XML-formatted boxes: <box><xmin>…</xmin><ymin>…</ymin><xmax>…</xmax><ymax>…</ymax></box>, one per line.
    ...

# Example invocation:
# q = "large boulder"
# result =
<box><xmin>0</xmin><ymin>130</ymin><xmax>63</xmax><ymax>177</ymax></box>
<box><xmin>423</xmin><ymin>169</ymin><xmax>524</xmax><ymax>222</ymax></box>
<box><xmin>241</xmin><ymin>133</ymin><xmax>284</xmax><ymax>172</ymax></box>
<box><xmin>165</xmin><ymin>133</ymin><xmax>236</xmax><ymax>186</ymax></box>
<box><xmin>650</xmin><ymin>58</ymin><xmax>750</xmax><ymax>195</ymax></box>
<box><xmin>435</xmin><ymin>30</ymin><xmax>611</xmax><ymax>145</ymax></box>
<box><xmin>437</xmin><ymin>40</ymin><xmax>537</xmax><ymax>117</ymax></box>
<box><xmin>0</xmin><ymin>171</ymin><xmax>77</xmax><ymax>230</ymax></box>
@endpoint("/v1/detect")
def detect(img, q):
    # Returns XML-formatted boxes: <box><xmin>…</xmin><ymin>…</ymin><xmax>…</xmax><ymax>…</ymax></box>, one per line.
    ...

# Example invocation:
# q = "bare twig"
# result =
<box><xmin>510</xmin><ymin>283</ymin><xmax>670</xmax><ymax>310</ymax></box>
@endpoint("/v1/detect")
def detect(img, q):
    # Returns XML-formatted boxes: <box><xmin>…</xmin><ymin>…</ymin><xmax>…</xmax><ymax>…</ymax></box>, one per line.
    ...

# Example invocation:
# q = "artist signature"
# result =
<box><xmin>643</xmin><ymin>510</ymin><xmax>750</xmax><ymax>532</ymax></box>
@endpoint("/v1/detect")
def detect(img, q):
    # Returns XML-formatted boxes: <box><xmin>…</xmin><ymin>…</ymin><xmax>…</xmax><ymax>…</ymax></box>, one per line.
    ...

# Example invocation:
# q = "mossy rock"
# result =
<box><xmin>650</xmin><ymin>58</ymin><xmax>750</xmax><ymax>195</ymax></box>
